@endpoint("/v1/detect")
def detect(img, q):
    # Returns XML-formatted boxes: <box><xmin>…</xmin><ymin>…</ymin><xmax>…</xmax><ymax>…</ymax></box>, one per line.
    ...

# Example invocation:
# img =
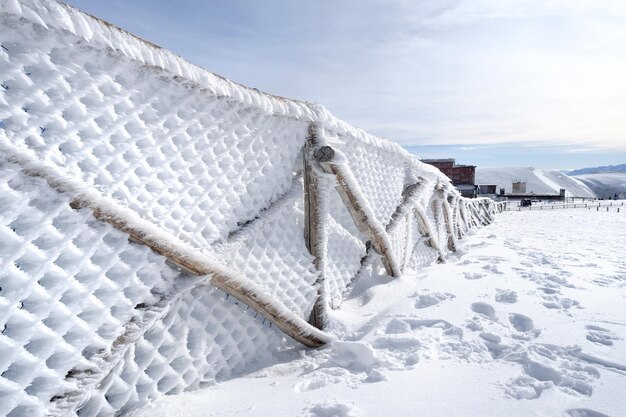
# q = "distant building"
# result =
<box><xmin>501</xmin><ymin>187</ymin><xmax>569</xmax><ymax>202</ymax></box>
<box><xmin>421</xmin><ymin>158</ymin><xmax>476</xmax><ymax>184</ymax></box>
<box><xmin>421</xmin><ymin>158</ymin><xmax>477</xmax><ymax>198</ymax></box>
<box><xmin>478</xmin><ymin>185</ymin><xmax>497</xmax><ymax>195</ymax></box>
<box><xmin>455</xmin><ymin>184</ymin><xmax>479</xmax><ymax>198</ymax></box>
<box><xmin>512</xmin><ymin>180</ymin><xmax>527</xmax><ymax>194</ymax></box>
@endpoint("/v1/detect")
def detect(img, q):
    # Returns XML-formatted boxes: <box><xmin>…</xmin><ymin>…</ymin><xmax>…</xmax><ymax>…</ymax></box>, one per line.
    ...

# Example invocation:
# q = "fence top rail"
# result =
<box><xmin>6</xmin><ymin>0</ymin><xmax>429</xmax><ymax>161</ymax></box>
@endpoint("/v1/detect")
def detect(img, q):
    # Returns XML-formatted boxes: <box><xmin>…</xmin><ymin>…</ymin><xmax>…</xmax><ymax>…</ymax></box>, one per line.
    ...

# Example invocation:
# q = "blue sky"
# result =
<box><xmin>64</xmin><ymin>0</ymin><xmax>626</xmax><ymax>169</ymax></box>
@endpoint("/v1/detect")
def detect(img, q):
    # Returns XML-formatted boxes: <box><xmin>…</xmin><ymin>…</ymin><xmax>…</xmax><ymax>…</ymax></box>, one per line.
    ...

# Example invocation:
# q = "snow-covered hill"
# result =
<box><xmin>572</xmin><ymin>173</ymin><xmax>626</xmax><ymax>198</ymax></box>
<box><xmin>476</xmin><ymin>167</ymin><xmax>596</xmax><ymax>198</ymax></box>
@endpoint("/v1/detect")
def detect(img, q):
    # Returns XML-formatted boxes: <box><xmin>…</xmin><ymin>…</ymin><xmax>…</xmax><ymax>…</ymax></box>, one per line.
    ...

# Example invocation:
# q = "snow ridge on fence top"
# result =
<box><xmin>0</xmin><ymin>2</ymin><xmax>502</xmax><ymax>416</ymax></box>
<box><xmin>0</xmin><ymin>0</ymin><xmax>444</xmax><ymax>165</ymax></box>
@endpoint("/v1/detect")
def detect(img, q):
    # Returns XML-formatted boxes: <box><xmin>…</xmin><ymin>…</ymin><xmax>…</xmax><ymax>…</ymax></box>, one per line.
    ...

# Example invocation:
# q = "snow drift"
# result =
<box><xmin>0</xmin><ymin>1</ymin><xmax>501</xmax><ymax>416</ymax></box>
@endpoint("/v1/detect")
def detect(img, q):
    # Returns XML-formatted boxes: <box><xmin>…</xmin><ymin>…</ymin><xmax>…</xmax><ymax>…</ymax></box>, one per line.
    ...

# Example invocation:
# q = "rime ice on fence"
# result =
<box><xmin>0</xmin><ymin>1</ymin><xmax>503</xmax><ymax>416</ymax></box>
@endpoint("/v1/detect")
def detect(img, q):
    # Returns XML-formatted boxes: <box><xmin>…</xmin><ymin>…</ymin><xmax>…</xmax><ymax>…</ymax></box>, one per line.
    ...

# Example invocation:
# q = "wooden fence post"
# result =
<box><xmin>441</xmin><ymin>192</ymin><xmax>457</xmax><ymax>251</ymax></box>
<box><xmin>453</xmin><ymin>198</ymin><xmax>464</xmax><ymax>239</ymax></box>
<box><xmin>303</xmin><ymin>125</ymin><xmax>328</xmax><ymax>330</ymax></box>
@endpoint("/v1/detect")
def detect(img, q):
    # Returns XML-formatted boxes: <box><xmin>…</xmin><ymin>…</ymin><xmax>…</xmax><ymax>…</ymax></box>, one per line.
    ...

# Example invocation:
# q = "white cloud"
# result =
<box><xmin>64</xmin><ymin>0</ymin><xmax>626</xmax><ymax>151</ymax></box>
<box><xmin>309</xmin><ymin>0</ymin><xmax>626</xmax><ymax>149</ymax></box>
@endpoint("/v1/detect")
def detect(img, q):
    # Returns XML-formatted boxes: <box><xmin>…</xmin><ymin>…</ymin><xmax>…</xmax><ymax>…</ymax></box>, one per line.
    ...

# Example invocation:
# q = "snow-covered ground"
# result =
<box><xmin>130</xmin><ymin>208</ymin><xmax>626</xmax><ymax>417</ymax></box>
<box><xmin>573</xmin><ymin>173</ymin><xmax>626</xmax><ymax>199</ymax></box>
<box><xmin>476</xmin><ymin>167</ymin><xmax>596</xmax><ymax>198</ymax></box>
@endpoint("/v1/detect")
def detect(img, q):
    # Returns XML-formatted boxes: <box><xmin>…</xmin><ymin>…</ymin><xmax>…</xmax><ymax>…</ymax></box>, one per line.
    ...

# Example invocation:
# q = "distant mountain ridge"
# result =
<box><xmin>567</xmin><ymin>163</ymin><xmax>626</xmax><ymax>176</ymax></box>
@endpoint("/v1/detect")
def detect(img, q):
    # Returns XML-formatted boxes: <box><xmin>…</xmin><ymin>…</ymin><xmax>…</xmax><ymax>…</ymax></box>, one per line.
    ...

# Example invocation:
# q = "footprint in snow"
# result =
<box><xmin>465</xmin><ymin>318</ymin><xmax>483</xmax><ymax>332</ymax></box>
<box><xmin>385</xmin><ymin>318</ymin><xmax>412</xmax><ymax>334</ymax></box>
<box><xmin>542</xmin><ymin>297</ymin><xmax>580</xmax><ymax>311</ymax></box>
<box><xmin>307</xmin><ymin>401</ymin><xmax>359</xmax><ymax>417</ymax></box>
<box><xmin>483</xmin><ymin>263</ymin><xmax>503</xmax><ymax>274</ymax></box>
<box><xmin>371</xmin><ymin>336</ymin><xmax>421</xmax><ymax>367</ymax></box>
<box><xmin>545</xmin><ymin>273</ymin><xmax>573</xmax><ymax>287</ymax></box>
<box><xmin>413</xmin><ymin>292</ymin><xmax>455</xmax><ymax>309</ymax></box>
<box><xmin>294</xmin><ymin>342</ymin><xmax>383</xmax><ymax>393</ymax></box>
<box><xmin>386</xmin><ymin>317</ymin><xmax>455</xmax><ymax>335</ymax></box>
<box><xmin>539</xmin><ymin>255</ymin><xmax>554</xmax><ymax>265</ymax></box>
<box><xmin>565</xmin><ymin>409</ymin><xmax>611</xmax><ymax>417</ymax></box>
<box><xmin>479</xmin><ymin>332</ymin><xmax>501</xmax><ymax>343</ymax></box>
<box><xmin>463</xmin><ymin>272</ymin><xmax>485</xmax><ymax>280</ymax></box>
<box><xmin>540</xmin><ymin>287</ymin><xmax>559</xmax><ymax>295</ymax></box>
<box><xmin>467</xmin><ymin>241</ymin><xmax>490</xmax><ymax>249</ymax></box>
<box><xmin>509</xmin><ymin>313</ymin><xmax>534</xmax><ymax>332</ymax></box>
<box><xmin>480</xmin><ymin>334</ymin><xmax>513</xmax><ymax>360</ymax></box>
<box><xmin>509</xmin><ymin>313</ymin><xmax>541</xmax><ymax>340</ymax></box>
<box><xmin>504</xmin><ymin>344</ymin><xmax>600</xmax><ymax>400</ymax></box>
<box><xmin>470</xmin><ymin>302</ymin><xmax>496</xmax><ymax>320</ymax></box>
<box><xmin>586</xmin><ymin>325</ymin><xmax>621</xmax><ymax>346</ymax></box>
<box><xmin>495</xmin><ymin>289</ymin><xmax>518</xmax><ymax>304</ymax></box>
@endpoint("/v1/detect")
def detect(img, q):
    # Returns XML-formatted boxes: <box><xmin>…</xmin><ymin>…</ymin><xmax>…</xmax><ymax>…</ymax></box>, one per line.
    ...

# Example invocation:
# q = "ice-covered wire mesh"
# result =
<box><xmin>427</xmin><ymin>194</ymin><xmax>448</xmax><ymax>252</ymax></box>
<box><xmin>0</xmin><ymin>163</ymin><xmax>287</xmax><ymax>417</ymax></box>
<box><xmin>0</xmin><ymin>12</ymin><xmax>307</xmax><ymax>249</ymax></box>
<box><xmin>75</xmin><ymin>287</ymin><xmax>285</xmax><ymax>417</ymax></box>
<box><xmin>0</xmin><ymin>161</ymin><xmax>169</xmax><ymax>417</ymax></box>
<box><xmin>323</xmin><ymin>188</ymin><xmax>368</xmax><ymax>308</ymax></box>
<box><xmin>220</xmin><ymin>190</ymin><xmax>320</xmax><ymax>318</ymax></box>
<box><xmin>333</xmin><ymin>133</ymin><xmax>407</xmax><ymax>226</ymax></box>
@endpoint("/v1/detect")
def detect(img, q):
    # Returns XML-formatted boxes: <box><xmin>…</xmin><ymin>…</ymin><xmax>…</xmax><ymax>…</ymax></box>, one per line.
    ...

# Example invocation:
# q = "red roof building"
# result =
<box><xmin>421</xmin><ymin>158</ymin><xmax>477</xmax><ymax>198</ymax></box>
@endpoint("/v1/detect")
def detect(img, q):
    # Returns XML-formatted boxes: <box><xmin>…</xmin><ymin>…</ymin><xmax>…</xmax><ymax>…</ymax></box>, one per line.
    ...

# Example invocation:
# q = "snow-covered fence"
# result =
<box><xmin>0</xmin><ymin>1</ymin><xmax>500</xmax><ymax>416</ymax></box>
<box><xmin>508</xmin><ymin>201</ymin><xmax>623</xmax><ymax>211</ymax></box>
<box><xmin>302</xmin><ymin>124</ymin><xmax>503</xmax><ymax>324</ymax></box>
